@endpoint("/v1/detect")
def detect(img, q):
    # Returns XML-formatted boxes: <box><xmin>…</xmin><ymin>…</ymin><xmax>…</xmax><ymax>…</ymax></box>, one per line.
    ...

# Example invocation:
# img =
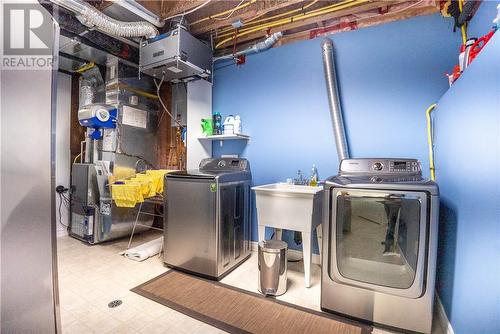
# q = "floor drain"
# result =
<box><xmin>108</xmin><ymin>300</ymin><xmax>122</xmax><ymax>308</ymax></box>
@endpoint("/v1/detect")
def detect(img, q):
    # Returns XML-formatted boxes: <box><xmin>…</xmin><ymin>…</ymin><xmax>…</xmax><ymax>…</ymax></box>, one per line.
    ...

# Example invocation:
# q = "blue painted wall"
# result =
<box><xmin>434</xmin><ymin>2</ymin><xmax>500</xmax><ymax>334</ymax></box>
<box><xmin>212</xmin><ymin>13</ymin><xmax>460</xmax><ymax>252</ymax></box>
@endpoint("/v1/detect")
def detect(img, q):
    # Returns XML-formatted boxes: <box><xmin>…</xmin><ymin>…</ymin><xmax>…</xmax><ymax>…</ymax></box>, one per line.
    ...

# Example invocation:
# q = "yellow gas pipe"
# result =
<box><xmin>426</xmin><ymin>104</ymin><xmax>437</xmax><ymax>181</ymax></box>
<box><xmin>215</xmin><ymin>0</ymin><xmax>366</xmax><ymax>49</ymax></box>
<box><xmin>458</xmin><ymin>0</ymin><xmax>467</xmax><ymax>45</ymax></box>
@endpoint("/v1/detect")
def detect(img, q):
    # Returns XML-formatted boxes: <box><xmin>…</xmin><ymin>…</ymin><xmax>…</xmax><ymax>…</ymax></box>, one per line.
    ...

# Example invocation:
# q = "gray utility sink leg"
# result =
<box><xmin>258</xmin><ymin>226</ymin><xmax>283</xmax><ymax>241</ymax></box>
<box><xmin>274</xmin><ymin>228</ymin><xmax>283</xmax><ymax>240</ymax></box>
<box><xmin>302</xmin><ymin>231</ymin><xmax>313</xmax><ymax>288</ymax></box>
<box><xmin>258</xmin><ymin>225</ymin><xmax>266</xmax><ymax>244</ymax></box>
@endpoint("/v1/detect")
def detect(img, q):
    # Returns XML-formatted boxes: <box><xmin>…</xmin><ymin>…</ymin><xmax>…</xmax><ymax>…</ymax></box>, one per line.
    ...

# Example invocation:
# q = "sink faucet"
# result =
<box><xmin>294</xmin><ymin>170</ymin><xmax>308</xmax><ymax>185</ymax></box>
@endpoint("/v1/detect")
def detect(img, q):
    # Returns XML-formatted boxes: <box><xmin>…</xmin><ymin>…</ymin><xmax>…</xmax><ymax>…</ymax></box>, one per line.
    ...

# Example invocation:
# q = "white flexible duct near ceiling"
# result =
<box><xmin>50</xmin><ymin>0</ymin><xmax>159</xmax><ymax>38</ymax></box>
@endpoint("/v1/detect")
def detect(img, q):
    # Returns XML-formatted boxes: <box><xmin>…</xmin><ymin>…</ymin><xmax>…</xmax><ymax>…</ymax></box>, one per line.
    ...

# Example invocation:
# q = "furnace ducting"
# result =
<box><xmin>50</xmin><ymin>0</ymin><xmax>159</xmax><ymax>38</ymax></box>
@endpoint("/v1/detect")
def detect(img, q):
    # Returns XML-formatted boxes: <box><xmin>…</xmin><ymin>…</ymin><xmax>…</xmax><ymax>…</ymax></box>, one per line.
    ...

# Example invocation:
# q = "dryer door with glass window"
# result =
<box><xmin>329</xmin><ymin>188</ymin><xmax>428</xmax><ymax>298</ymax></box>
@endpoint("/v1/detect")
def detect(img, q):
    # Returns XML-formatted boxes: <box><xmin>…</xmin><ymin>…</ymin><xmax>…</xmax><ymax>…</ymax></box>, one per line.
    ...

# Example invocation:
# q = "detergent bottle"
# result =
<box><xmin>234</xmin><ymin>115</ymin><xmax>242</xmax><ymax>134</ymax></box>
<box><xmin>223</xmin><ymin>115</ymin><xmax>235</xmax><ymax>135</ymax></box>
<box><xmin>310</xmin><ymin>164</ymin><xmax>319</xmax><ymax>186</ymax></box>
<box><xmin>213</xmin><ymin>112</ymin><xmax>222</xmax><ymax>135</ymax></box>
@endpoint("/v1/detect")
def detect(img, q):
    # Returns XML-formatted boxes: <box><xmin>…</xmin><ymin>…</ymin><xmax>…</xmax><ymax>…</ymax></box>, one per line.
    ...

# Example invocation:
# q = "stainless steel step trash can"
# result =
<box><xmin>258</xmin><ymin>240</ymin><xmax>287</xmax><ymax>296</ymax></box>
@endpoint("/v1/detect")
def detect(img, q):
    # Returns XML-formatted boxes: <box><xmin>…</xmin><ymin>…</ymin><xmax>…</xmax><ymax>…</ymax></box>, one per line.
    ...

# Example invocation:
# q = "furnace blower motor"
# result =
<box><xmin>78</xmin><ymin>104</ymin><xmax>117</xmax><ymax>140</ymax></box>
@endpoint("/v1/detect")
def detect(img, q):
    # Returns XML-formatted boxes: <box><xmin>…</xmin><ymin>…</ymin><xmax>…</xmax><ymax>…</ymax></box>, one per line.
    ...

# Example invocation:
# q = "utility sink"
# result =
<box><xmin>252</xmin><ymin>183</ymin><xmax>323</xmax><ymax>231</ymax></box>
<box><xmin>252</xmin><ymin>183</ymin><xmax>324</xmax><ymax>288</ymax></box>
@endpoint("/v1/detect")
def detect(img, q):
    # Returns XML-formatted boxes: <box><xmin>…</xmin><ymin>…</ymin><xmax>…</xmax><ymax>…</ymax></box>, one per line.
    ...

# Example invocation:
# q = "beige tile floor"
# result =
<box><xmin>57</xmin><ymin>231</ymin><xmax>443</xmax><ymax>334</ymax></box>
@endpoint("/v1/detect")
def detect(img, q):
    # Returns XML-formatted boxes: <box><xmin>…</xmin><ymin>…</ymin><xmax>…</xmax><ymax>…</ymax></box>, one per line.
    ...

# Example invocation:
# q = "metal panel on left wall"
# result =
<box><xmin>0</xmin><ymin>2</ymin><xmax>61</xmax><ymax>333</ymax></box>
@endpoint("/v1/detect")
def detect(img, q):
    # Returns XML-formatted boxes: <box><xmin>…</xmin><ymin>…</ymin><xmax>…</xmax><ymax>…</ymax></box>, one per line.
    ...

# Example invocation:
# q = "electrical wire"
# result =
<box><xmin>154</xmin><ymin>75</ymin><xmax>184</xmax><ymax>128</ymax></box>
<box><xmin>216</xmin><ymin>0</ymin><xmax>355</xmax><ymax>38</ymax></box>
<box><xmin>212</xmin><ymin>0</ymin><xmax>247</xmax><ymax>21</ymax></box>
<box><xmin>73</xmin><ymin>152</ymin><xmax>82</xmax><ymax>164</ymax></box>
<box><xmin>190</xmin><ymin>0</ymin><xmax>253</xmax><ymax>25</ymax></box>
<box><xmin>215</xmin><ymin>0</ymin><xmax>367</xmax><ymax>49</ymax></box>
<box><xmin>163</xmin><ymin>0</ymin><xmax>212</xmax><ymax>21</ymax></box>
<box><xmin>57</xmin><ymin>193</ymin><xmax>69</xmax><ymax>228</ymax></box>
<box><xmin>217</xmin><ymin>0</ymin><xmax>320</xmax><ymax>34</ymax></box>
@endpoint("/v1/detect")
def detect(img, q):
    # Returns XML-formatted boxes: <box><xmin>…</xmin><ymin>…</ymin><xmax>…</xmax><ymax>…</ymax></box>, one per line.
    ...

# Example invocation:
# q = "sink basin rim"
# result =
<box><xmin>252</xmin><ymin>183</ymin><xmax>323</xmax><ymax>195</ymax></box>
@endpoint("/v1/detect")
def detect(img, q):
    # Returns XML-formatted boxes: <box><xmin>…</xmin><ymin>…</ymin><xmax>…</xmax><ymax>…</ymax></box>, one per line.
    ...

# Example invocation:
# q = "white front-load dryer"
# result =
<box><xmin>321</xmin><ymin>158</ymin><xmax>439</xmax><ymax>333</ymax></box>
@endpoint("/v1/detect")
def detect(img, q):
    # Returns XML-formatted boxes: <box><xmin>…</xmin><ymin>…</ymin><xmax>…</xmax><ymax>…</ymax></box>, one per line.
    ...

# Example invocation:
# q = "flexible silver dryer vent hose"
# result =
<box><xmin>321</xmin><ymin>38</ymin><xmax>349</xmax><ymax>162</ymax></box>
<box><xmin>214</xmin><ymin>32</ymin><xmax>283</xmax><ymax>61</ymax></box>
<box><xmin>235</xmin><ymin>32</ymin><xmax>283</xmax><ymax>56</ymax></box>
<box><xmin>50</xmin><ymin>0</ymin><xmax>159</xmax><ymax>38</ymax></box>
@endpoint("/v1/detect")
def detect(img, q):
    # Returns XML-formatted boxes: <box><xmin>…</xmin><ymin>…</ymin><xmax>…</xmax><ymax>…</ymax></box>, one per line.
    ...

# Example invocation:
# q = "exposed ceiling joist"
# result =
<box><xmin>214</xmin><ymin>0</ymin><xmax>440</xmax><ymax>51</ymax></box>
<box><xmin>279</xmin><ymin>1</ymin><xmax>440</xmax><ymax>46</ymax></box>
<box><xmin>159</xmin><ymin>0</ymin><xmax>209</xmax><ymax>19</ymax></box>
<box><xmin>90</xmin><ymin>0</ymin><xmax>444</xmax><ymax>54</ymax></box>
<box><xmin>214</xmin><ymin>1</ymin><xmax>403</xmax><ymax>48</ymax></box>
<box><xmin>190</xmin><ymin>1</ymin><xmax>304</xmax><ymax>35</ymax></box>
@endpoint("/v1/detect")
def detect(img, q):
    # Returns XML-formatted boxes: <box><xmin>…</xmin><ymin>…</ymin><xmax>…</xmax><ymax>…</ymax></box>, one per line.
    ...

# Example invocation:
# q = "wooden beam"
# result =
<box><xmin>190</xmin><ymin>1</ymin><xmax>303</xmax><ymax>35</ymax></box>
<box><xmin>157</xmin><ymin>83</ymin><xmax>172</xmax><ymax>169</ymax></box>
<box><xmin>216</xmin><ymin>1</ymin><xmax>399</xmax><ymax>49</ymax></box>
<box><xmin>136</xmin><ymin>1</ymin><xmax>164</xmax><ymax>16</ymax></box>
<box><xmin>160</xmin><ymin>0</ymin><xmax>208</xmax><ymax>19</ymax></box>
<box><xmin>70</xmin><ymin>74</ymin><xmax>85</xmax><ymax>164</ymax></box>
<box><xmin>278</xmin><ymin>1</ymin><xmax>439</xmax><ymax>46</ymax></box>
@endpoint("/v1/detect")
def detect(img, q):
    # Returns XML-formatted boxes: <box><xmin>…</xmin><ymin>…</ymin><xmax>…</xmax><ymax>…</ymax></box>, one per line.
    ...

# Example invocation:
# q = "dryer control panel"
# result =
<box><xmin>199</xmin><ymin>158</ymin><xmax>250</xmax><ymax>172</ymax></box>
<box><xmin>339</xmin><ymin>158</ymin><xmax>421</xmax><ymax>175</ymax></box>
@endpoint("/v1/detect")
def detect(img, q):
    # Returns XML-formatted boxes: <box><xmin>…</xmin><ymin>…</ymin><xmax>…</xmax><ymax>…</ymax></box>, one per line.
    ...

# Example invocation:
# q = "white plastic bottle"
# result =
<box><xmin>234</xmin><ymin>115</ymin><xmax>242</xmax><ymax>134</ymax></box>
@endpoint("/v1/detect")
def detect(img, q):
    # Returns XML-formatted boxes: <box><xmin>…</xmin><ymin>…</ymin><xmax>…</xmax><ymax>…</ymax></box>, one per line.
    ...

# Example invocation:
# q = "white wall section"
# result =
<box><xmin>186</xmin><ymin>79</ymin><xmax>212</xmax><ymax>169</ymax></box>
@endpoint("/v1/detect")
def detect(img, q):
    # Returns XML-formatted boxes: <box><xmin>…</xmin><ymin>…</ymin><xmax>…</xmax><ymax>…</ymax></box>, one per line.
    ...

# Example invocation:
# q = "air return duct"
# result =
<box><xmin>50</xmin><ymin>0</ymin><xmax>158</xmax><ymax>38</ymax></box>
<box><xmin>321</xmin><ymin>38</ymin><xmax>349</xmax><ymax>162</ymax></box>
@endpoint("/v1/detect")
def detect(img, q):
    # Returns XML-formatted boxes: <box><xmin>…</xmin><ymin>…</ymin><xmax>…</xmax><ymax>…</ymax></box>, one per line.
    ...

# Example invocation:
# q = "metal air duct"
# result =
<box><xmin>214</xmin><ymin>32</ymin><xmax>283</xmax><ymax>62</ymax></box>
<box><xmin>321</xmin><ymin>38</ymin><xmax>349</xmax><ymax>162</ymax></box>
<box><xmin>50</xmin><ymin>0</ymin><xmax>158</xmax><ymax>38</ymax></box>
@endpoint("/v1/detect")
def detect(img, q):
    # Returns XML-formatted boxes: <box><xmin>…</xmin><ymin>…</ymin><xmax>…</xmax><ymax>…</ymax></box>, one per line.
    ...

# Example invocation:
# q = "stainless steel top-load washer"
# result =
<box><xmin>321</xmin><ymin>158</ymin><xmax>439</xmax><ymax>333</ymax></box>
<box><xmin>164</xmin><ymin>158</ymin><xmax>252</xmax><ymax>280</ymax></box>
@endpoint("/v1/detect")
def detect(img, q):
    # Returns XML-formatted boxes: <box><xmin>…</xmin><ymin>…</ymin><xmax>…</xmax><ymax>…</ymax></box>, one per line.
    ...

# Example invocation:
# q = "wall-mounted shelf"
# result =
<box><xmin>198</xmin><ymin>134</ymin><xmax>250</xmax><ymax>147</ymax></box>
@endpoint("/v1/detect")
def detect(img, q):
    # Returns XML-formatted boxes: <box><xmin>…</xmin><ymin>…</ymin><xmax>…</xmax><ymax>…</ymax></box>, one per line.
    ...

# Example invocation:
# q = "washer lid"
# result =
<box><xmin>166</xmin><ymin>170</ymin><xmax>217</xmax><ymax>179</ymax></box>
<box><xmin>166</xmin><ymin>169</ymin><xmax>252</xmax><ymax>182</ymax></box>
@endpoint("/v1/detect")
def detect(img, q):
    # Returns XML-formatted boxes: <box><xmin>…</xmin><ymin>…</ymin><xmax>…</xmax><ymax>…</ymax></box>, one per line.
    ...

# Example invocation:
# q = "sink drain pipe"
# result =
<box><xmin>321</xmin><ymin>38</ymin><xmax>349</xmax><ymax>161</ymax></box>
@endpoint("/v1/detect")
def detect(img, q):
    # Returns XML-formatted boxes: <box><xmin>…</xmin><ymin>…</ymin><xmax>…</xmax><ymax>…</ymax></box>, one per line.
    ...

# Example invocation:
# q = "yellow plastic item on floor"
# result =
<box><xmin>111</xmin><ymin>183</ymin><xmax>143</xmax><ymax>208</ymax></box>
